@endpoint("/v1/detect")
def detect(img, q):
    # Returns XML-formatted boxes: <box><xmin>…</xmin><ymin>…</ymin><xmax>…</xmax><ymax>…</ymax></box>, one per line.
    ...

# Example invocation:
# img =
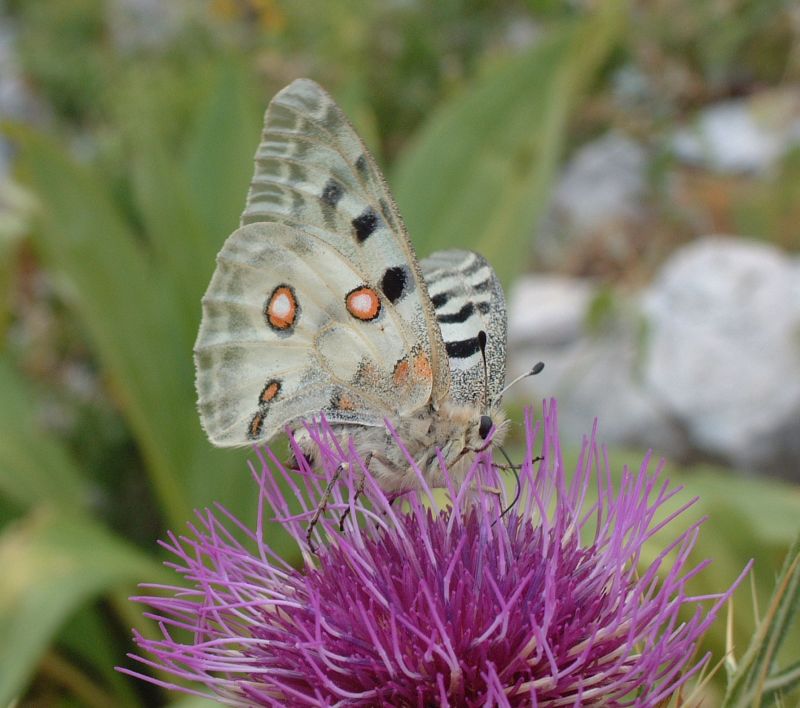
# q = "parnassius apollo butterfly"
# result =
<box><xmin>195</xmin><ymin>78</ymin><xmax>524</xmax><ymax>492</ymax></box>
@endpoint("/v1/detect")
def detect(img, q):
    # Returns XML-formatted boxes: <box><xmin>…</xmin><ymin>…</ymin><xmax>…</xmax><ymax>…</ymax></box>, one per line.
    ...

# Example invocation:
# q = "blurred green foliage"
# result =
<box><xmin>0</xmin><ymin>0</ymin><xmax>799</xmax><ymax>705</ymax></box>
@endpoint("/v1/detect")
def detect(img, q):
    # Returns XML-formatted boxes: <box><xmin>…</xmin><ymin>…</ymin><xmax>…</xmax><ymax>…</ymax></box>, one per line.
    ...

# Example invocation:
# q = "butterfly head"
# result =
<box><xmin>474</xmin><ymin>409</ymin><xmax>508</xmax><ymax>451</ymax></box>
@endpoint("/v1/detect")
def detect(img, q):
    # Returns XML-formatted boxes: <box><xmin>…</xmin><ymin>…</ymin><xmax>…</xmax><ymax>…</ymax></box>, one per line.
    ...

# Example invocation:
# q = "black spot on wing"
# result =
<box><xmin>381</xmin><ymin>266</ymin><xmax>408</xmax><ymax>303</ymax></box>
<box><xmin>445</xmin><ymin>337</ymin><xmax>482</xmax><ymax>359</ymax></box>
<box><xmin>352</xmin><ymin>207</ymin><xmax>379</xmax><ymax>242</ymax></box>
<box><xmin>355</xmin><ymin>154</ymin><xmax>368</xmax><ymax>178</ymax></box>
<box><xmin>321</xmin><ymin>178</ymin><xmax>343</xmax><ymax>207</ymax></box>
<box><xmin>431</xmin><ymin>292</ymin><xmax>449</xmax><ymax>308</ymax></box>
<box><xmin>437</xmin><ymin>302</ymin><xmax>474</xmax><ymax>324</ymax></box>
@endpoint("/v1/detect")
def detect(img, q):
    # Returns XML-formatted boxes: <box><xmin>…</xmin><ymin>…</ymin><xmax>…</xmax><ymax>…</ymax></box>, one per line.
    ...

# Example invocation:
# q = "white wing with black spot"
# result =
<box><xmin>242</xmin><ymin>79</ymin><xmax>449</xmax><ymax>395</ymax></box>
<box><xmin>195</xmin><ymin>80</ymin><xmax>449</xmax><ymax>446</ymax></box>
<box><xmin>421</xmin><ymin>249</ymin><xmax>507</xmax><ymax>407</ymax></box>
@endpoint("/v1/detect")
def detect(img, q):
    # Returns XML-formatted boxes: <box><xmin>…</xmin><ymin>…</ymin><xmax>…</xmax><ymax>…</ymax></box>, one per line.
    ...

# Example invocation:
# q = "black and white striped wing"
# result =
<box><xmin>421</xmin><ymin>249</ymin><xmax>507</xmax><ymax>407</ymax></box>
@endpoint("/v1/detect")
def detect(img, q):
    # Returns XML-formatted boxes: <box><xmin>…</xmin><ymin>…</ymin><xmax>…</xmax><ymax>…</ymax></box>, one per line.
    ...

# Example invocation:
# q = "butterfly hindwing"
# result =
<box><xmin>196</xmin><ymin>223</ymin><xmax>439</xmax><ymax>445</ymax></box>
<box><xmin>421</xmin><ymin>249</ymin><xmax>507</xmax><ymax>407</ymax></box>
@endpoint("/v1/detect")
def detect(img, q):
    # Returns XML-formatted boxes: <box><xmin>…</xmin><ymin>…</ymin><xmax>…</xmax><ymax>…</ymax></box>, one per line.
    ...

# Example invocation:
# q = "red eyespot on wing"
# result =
<box><xmin>413</xmin><ymin>352</ymin><xmax>432</xmax><ymax>381</ymax></box>
<box><xmin>393</xmin><ymin>359</ymin><xmax>410</xmax><ymax>386</ymax></box>
<box><xmin>345</xmin><ymin>286</ymin><xmax>381</xmax><ymax>321</ymax></box>
<box><xmin>248</xmin><ymin>411</ymin><xmax>264</xmax><ymax>439</ymax></box>
<box><xmin>266</xmin><ymin>285</ymin><xmax>298</xmax><ymax>331</ymax></box>
<box><xmin>259</xmin><ymin>380</ymin><xmax>281</xmax><ymax>405</ymax></box>
<box><xmin>331</xmin><ymin>392</ymin><xmax>356</xmax><ymax>411</ymax></box>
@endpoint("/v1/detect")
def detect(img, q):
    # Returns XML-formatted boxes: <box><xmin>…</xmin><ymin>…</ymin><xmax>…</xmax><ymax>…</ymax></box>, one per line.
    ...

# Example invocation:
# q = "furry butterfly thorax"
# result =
<box><xmin>195</xmin><ymin>79</ymin><xmax>510</xmax><ymax>491</ymax></box>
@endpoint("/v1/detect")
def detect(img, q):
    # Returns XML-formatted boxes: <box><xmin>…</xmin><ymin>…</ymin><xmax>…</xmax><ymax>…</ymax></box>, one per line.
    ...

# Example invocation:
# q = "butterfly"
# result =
<box><xmin>195</xmin><ymin>79</ymin><xmax>530</xmax><ymax>493</ymax></box>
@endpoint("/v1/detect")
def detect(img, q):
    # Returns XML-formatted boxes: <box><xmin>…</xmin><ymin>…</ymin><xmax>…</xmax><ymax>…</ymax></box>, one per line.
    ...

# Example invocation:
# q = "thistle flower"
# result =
<box><xmin>121</xmin><ymin>401</ymin><xmax>747</xmax><ymax>706</ymax></box>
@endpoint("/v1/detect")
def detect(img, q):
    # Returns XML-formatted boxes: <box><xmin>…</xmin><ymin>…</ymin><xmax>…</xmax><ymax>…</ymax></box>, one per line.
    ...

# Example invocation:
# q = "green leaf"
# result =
<box><xmin>0</xmin><ymin>179</ymin><xmax>35</xmax><ymax>337</ymax></box>
<box><xmin>59</xmin><ymin>605</ymin><xmax>140</xmax><ymax>706</ymax></box>
<box><xmin>0</xmin><ymin>510</ymin><xmax>165</xmax><ymax>705</ymax></box>
<box><xmin>682</xmin><ymin>466</ymin><xmax>800</xmax><ymax>548</ymax></box>
<box><xmin>392</xmin><ymin>2</ymin><xmax>626</xmax><ymax>285</ymax></box>
<box><xmin>0</xmin><ymin>355</ymin><xmax>88</xmax><ymax>510</ymax></box>
<box><xmin>122</xmin><ymin>75</ymin><xmax>210</xmax><ymax>348</ymax></box>
<box><xmin>169</xmin><ymin>697</ymin><xmax>221</xmax><ymax>708</ymax></box>
<box><xmin>9</xmin><ymin>118</ymin><xmax>290</xmax><ymax>537</ymax></box>
<box><xmin>183</xmin><ymin>60</ymin><xmax>261</xmax><ymax>253</ymax></box>
<box><xmin>723</xmin><ymin>529</ymin><xmax>800</xmax><ymax>707</ymax></box>
<box><xmin>762</xmin><ymin>659</ymin><xmax>800</xmax><ymax>701</ymax></box>
<box><xmin>10</xmin><ymin>125</ymin><xmax>193</xmax><ymax>527</ymax></box>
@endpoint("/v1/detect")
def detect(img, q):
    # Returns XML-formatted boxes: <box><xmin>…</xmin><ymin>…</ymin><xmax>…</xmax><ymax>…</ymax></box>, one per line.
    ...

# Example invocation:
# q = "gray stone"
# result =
<box><xmin>642</xmin><ymin>237</ymin><xmax>800</xmax><ymax>475</ymax></box>
<box><xmin>507</xmin><ymin>238</ymin><xmax>800</xmax><ymax>479</ymax></box>
<box><xmin>536</xmin><ymin>132</ymin><xmax>649</xmax><ymax>270</ymax></box>
<box><xmin>671</xmin><ymin>92</ymin><xmax>800</xmax><ymax>175</ymax></box>
<box><xmin>506</xmin><ymin>275</ymin><xmax>688</xmax><ymax>458</ymax></box>
<box><xmin>507</xmin><ymin>276</ymin><xmax>594</xmax><ymax>348</ymax></box>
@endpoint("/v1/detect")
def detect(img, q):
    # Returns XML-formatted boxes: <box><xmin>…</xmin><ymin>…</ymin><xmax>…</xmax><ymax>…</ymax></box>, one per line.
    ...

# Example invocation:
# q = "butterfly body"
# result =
<box><xmin>195</xmin><ymin>79</ymin><xmax>509</xmax><ymax>491</ymax></box>
<box><xmin>293</xmin><ymin>402</ymin><xmax>509</xmax><ymax>493</ymax></box>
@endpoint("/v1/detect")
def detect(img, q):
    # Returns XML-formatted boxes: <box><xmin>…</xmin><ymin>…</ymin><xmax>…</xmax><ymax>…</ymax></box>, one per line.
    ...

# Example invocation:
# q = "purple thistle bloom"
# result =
<box><xmin>120</xmin><ymin>401</ymin><xmax>748</xmax><ymax>706</ymax></box>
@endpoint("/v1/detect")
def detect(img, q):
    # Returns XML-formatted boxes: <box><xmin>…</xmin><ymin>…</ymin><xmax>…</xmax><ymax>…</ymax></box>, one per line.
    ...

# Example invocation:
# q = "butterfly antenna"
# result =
<box><xmin>493</xmin><ymin>362</ymin><xmax>545</xmax><ymax>407</ymax></box>
<box><xmin>477</xmin><ymin>330</ymin><xmax>489</xmax><ymax>410</ymax></box>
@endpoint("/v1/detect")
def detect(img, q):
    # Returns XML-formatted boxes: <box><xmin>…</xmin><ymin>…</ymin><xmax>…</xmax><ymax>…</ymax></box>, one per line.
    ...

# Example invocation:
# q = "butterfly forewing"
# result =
<box><xmin>241</xmin><ymin>79</ymin><xmax>449</xmax><ymax>396</ymax></box>
<box><xmin>195</xmin><ymin>80</ymin><xmax>451</xmax><ymax>446</ymax></box>
<box><xmin>421</xmin><ymin>249</ymin><xmax>507</xmax><ymax>407</ymax></box>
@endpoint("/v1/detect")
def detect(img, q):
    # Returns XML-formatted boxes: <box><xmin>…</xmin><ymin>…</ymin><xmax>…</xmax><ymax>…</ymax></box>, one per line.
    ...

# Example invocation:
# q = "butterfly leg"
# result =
<box><xmin>492</xmin><ymin>453</ymin><xmax>544</xmax><ymax>473</ymax></box>
<box><xmin>468</xmin><ymin>482</ymin><xmax>504</xmax><ymax>497</ymax></box>
<box><xmin>337</xmin><ymin>452</ymin><xmax>373</xmax><ymax>532</ymax></box>
<box><xmin>387</xmin><ymin>490</ymin><xmax>412</xmax><ymax>506</ymax></box>
<box><xmin>306</xmin><ymin>462</ymin><xmax>347</xmax><ymax>553</ymax></box>
<box><xmin>492</xmin><ymin>455</ymin><xmax>543</xmax><ymax>523</ymax></box>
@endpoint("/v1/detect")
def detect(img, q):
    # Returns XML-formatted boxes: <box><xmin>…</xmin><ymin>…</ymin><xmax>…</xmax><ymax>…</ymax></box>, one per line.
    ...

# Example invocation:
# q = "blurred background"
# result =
<box><xmin>0</xmin><ymin>0</ymin><xmax>799</xmax><ymax>705</ymax></box>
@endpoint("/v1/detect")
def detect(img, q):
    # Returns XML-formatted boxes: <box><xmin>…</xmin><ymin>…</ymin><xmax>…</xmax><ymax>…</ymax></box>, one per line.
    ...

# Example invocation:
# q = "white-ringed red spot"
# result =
<box><xmin>265</xmin><ymin>284</ymin><xmax>298</xmax><ymax>331</ymax></box>
<box><xmin>345</xmin><ymin>286</ymin><xmax>381</xmax><ymax>321</ymax></box>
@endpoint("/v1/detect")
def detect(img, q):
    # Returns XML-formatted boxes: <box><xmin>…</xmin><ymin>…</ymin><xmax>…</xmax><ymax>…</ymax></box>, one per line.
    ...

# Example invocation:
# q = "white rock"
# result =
<box><xmin>507</xmin><ymin>275</ymin><xmax>689</xmax><ymax>458</ymax></box>
<box><xmin>553</xmin><ymin>132</ymin><xmax>648</xmax><ymax>231</ymax></box>
<box><xmin>536</xmin><ymin>132</ymin><xmax>649</xmax><ymax>269</ymax></box>
<box><xmin>507</xmin><ymin>276</ymin><xmax>594</xmax><ymax>347</ymax></box>
<box><xmin>642</xmin><ymin>237</ymin><xmax>800</xmax><ymax>471</ymax></box>
<box><xmin>671</xmin><ymin>92</ymin><xmax>800</xmax><ymax>174</ymax></box>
